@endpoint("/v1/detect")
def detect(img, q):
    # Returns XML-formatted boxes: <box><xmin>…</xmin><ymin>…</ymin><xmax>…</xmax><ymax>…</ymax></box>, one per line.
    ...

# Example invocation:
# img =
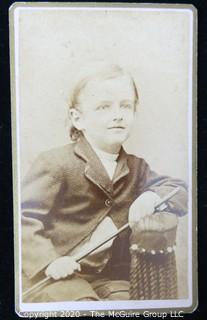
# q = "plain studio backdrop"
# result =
<box><xmin>14</xmin><ymin>6</ymin><xmax>193</xmax><ymax>299</ymax></box>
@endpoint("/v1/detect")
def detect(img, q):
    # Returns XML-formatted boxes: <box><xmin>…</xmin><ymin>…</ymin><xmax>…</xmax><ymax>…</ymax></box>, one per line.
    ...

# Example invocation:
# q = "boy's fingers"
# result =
<box><xmin>77</xmin><ymin>263</ymin><xmax>81</xmax><ymax>271</ymax></box>
<box><xmin>62</xmin><ymin>273</ymin><xmax>68</xmax><ymax>278</ymax></box>
<box><xmin>45</xmin><ymin>259</ymin><xmax>80</xmax><ymax>280</ymax></box>
<box><xmin>128</xmin><ymin>220</ymin><xmax>135</xmax><ymax>229</ymax></box>
<box><xmin>52</xmin><ymin>273</ymin><xmax>61</xmax><ymax>280</ymax></box>
<box><xmin>138</xmin><ymin>217</ymin><xmax>145</xmax><ymax>230</ymax></box>
<box><xmin>73</xmin><ymin>262</ymin><xmax>81</xmax><ymax>272</ymax></box>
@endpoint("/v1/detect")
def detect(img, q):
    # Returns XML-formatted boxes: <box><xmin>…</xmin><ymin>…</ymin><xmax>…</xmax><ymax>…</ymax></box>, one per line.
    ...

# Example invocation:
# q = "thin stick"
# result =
<box><xmin>22</xmin><ymin>187</ymin><xmax>180</xmax><ymax>299</ymax></box>
<box><xmin>154</xmin><ymin>187</ymin><xmax>180</xmax><ymax>211</ymax></box>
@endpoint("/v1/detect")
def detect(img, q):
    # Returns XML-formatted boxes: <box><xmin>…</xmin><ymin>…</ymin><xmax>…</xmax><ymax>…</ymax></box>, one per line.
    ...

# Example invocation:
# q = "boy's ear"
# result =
<box><xmin>69</xmin><ymin>108</ymin><xmax>84</xmax><ymax>130</ymax></box>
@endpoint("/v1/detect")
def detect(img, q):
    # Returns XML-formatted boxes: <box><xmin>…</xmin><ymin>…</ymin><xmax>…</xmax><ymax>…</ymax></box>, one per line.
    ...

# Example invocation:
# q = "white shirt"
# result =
<box><xmin>92</xmin><ymin>146</ymin><xmax>119</xmax><ymax>180</ymax></box>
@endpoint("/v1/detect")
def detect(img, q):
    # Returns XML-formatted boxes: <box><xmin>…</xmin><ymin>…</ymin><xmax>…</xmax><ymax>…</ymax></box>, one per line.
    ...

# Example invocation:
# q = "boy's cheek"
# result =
<box><xmin>125</xmin><ymin>116</ymin><xmax>135</xmax><ymax>129</ymax></box>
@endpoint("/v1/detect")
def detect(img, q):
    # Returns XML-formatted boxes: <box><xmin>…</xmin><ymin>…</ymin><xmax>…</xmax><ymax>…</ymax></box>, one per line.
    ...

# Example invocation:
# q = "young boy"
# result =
<box><xmin>21</xmin><ymin>64</ymin><xmax>187</xmax><ymax>302</ymax></box>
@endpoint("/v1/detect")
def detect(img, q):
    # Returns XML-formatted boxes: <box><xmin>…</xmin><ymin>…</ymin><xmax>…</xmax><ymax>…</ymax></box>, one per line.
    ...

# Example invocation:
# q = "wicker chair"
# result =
<box><xmin>129</xmin><ymin>212</ymin><xmax>178</xmax><ymax>300</ymax></box>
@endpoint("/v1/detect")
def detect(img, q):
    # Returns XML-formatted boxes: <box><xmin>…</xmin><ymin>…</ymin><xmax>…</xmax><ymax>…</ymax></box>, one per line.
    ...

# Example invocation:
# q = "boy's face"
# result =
<box><xmin>73</xmin><ymin>75</ymin><xmax>136</xmax><ymax>153</ymax></box>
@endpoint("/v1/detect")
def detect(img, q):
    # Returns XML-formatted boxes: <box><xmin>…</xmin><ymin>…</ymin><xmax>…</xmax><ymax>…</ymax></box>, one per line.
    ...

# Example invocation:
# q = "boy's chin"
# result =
<box><xmin>107</xmin><ymin>136</ymin><xmax>128</xmax><ymax>147</ymax></box>
<box><xmin>109</xmin><ymin>131</ymin><xmax>129</xmax><ymax>142</ymax></box>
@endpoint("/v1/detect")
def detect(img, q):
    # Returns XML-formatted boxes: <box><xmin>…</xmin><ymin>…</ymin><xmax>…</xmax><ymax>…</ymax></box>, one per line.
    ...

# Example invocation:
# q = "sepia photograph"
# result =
<box><xmin>9</xmin><ymin>2</ymin><xmax>197</xmax><ymax>317</ymax></box>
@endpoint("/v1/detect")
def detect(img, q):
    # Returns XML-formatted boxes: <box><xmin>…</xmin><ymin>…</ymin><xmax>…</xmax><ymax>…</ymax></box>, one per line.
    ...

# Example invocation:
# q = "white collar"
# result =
<box><xmin>93</xmin><ymin>147</ymin><xmax>119</xmax><ymax>162</ymax></box>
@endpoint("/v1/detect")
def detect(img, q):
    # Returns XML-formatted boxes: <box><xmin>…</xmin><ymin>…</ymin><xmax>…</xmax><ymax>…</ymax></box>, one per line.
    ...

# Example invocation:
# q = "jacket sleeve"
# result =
<box><xmin>21</xmin><ymin>153</ymin><xmax>63</xmax><ymax>279</ymax></box>
<box><xmin>139</xmin><ymin>159</ymin><xmax>188</xmax><ymax>216</ymax></box>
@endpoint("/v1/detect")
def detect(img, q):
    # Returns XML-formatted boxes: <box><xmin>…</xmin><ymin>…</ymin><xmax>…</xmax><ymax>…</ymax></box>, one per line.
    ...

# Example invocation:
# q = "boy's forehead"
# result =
<box><xmin>78</xmin><ymin>75</ymin><xmax>136</xmax><ymax>102</ymax></box>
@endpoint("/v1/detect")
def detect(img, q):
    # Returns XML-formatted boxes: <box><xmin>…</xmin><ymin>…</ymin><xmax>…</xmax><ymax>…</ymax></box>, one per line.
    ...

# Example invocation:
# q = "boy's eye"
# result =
<box><xmin>121</xmin><ymin>103</ymin><xmax>133</xmax><ymax>109</ymax></box>
<box><xmin>96</xmin><ymin>104</ymin><xmax>111</xmax><ymax>110</ymax></box>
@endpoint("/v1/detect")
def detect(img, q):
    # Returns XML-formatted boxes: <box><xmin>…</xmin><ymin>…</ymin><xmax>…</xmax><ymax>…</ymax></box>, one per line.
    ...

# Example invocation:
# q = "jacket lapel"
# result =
<box><xmin>74</xmin><ymin>136</ymin><xmax>130</xmax><ymax>195</ymax></box>
<box><xmin>74</xmin><ymin>136</ymin><xmax>113</xmax><ymax>195</ymax></box>
<box><xmin>113</xmin><ymin>147</ymin><xmax>130</xmax><ymax>184</ymax></box>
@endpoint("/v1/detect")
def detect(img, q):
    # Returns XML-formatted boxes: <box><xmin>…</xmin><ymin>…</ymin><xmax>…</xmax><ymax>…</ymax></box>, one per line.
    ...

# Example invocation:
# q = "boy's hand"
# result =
<box><xmin>45</xmin><ymin>256</ymin><xmax>81</xmax><ymax>280</ymax></box>
<box><xmin>128</xmin><ymin>191</ymin><xmax>161</xmax><ymax>227</ymax></box>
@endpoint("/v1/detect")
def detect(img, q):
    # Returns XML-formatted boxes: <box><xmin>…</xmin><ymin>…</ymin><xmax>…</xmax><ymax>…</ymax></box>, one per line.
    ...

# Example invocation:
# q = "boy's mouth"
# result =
<box><xmin>108</xmin><ymin>126</ymin><xmax>125</xmax><ymax>130</ymax></box>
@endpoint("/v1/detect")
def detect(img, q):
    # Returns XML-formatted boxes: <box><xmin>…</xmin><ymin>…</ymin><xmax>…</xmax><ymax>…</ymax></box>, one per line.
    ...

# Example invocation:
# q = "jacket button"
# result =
<box><xmin>105</xmin><ymin>199</ymin><xmax>112</xmax><ymax>207</ymax></box>
<box><xmin>95</xmin><ymin>268</ymin><xmax>102</xmax><ymax>274</ymax></box>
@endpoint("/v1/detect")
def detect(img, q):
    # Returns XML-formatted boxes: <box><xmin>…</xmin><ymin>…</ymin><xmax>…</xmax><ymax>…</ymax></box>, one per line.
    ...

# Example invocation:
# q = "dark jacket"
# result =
<box><xmin>22</xmin><ymin>136</ymin><xmax>187</xmax><ymax>279</ymax></box>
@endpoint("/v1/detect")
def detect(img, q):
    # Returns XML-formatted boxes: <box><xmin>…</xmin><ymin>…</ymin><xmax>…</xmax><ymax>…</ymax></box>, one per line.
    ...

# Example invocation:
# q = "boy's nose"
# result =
<box><xmin>112</xmin><ymin>105</ymin><xmax>123</xmax><ymax>120</ymax></box>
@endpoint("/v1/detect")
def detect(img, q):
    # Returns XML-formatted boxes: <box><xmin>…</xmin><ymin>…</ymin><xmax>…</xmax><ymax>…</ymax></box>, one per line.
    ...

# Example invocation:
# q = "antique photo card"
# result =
<box><xmin>9</xmin><ymin>2</ymin><xmax>197</xmax><ymax>317</ymax></box>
